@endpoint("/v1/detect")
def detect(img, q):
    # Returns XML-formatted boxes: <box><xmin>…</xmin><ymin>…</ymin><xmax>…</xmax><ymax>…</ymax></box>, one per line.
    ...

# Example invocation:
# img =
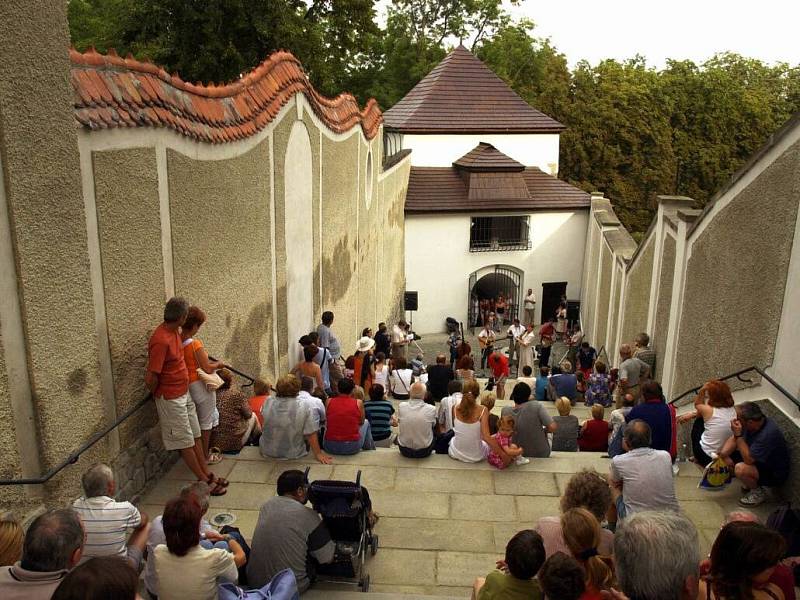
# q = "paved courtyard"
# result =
<box><xmin>139</xmin><ymin>393</ymin><xmax>778</xmax><ymax>598</ymax></box>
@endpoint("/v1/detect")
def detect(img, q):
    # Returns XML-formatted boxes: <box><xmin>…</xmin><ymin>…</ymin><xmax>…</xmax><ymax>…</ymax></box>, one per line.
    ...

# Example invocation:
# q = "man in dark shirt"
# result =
<box><xmin>719</xmin><ymin>401</ymin><xmax>790</xmax><ymax>507</ymax></box>
<box><xmin>426</xmin><ymin>354</ymin><xmax>454</xmax><ymax>402</ymax></box>
<box><xmin>374</xmin><ymin>322</ymin><xmax>391</xmax><ymax>358</ymax></box>
<box><xmin>626</xmin><ymin>381</ymin><xmax>673</xmax><ymax>455</ymax></box>
<box><xmin>576</xmin><ymin>342</ymin><xmax>597</xmax><ymax>379</ymax></box>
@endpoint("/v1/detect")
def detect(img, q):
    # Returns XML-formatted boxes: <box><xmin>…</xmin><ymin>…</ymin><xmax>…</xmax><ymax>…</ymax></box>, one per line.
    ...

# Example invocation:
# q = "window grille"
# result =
<box><xmin>469</xmin><ymin>216</ymin><xmax>531</xmax><ymax>252</ymax></box>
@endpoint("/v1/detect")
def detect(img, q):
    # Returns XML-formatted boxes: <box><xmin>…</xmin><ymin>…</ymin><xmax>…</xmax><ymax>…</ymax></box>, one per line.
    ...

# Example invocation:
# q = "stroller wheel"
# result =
<box><xmin>370</xmin><ymin>534</ymin><xmax>379</xmax><ymax>556</ymax></box>
<box><xmin>360</xmin><ymin>574</ymin><xmax>370</xmax><ymax>593</ymax></box>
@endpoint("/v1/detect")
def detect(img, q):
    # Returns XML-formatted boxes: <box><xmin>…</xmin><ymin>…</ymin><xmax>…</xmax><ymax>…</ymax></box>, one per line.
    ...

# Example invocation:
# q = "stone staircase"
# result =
<box><xmin>138</xmin><ymin>397</ymin><xmax>781</xmax><ymax>598</ymax></box>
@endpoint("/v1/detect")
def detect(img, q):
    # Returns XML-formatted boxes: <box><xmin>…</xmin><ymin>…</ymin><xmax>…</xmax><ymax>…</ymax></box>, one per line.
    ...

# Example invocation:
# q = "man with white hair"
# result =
<box><xmin>614</xmin><ymin>511</ymin><xmax>700</xmax><ymax>600</ymax></box>
<box><xmin>397</xmin><ymin>382</ymin><xmax>437</xmax><ymax>458</ymax></box>
<box><xmin>72</xmin><ymin>463</ymin><xmax>150</xmax><ymax>567</ymax></box>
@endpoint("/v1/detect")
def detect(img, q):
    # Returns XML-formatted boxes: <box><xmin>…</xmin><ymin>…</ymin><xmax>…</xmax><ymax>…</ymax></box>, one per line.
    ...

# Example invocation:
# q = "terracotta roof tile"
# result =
<box><xmin>70</xmin><ymin>47</ymin><xmax>382</xmax><ymax>142</ymax></box>
<box><xmin>384</xmin><ymin>45</ymin><xmax>563</xmax><ymax>134</ymax></box>
<box><xmin>405</xmin><ymin>166</ymin><xmax>590</xmax><ymax>213</ymax></box>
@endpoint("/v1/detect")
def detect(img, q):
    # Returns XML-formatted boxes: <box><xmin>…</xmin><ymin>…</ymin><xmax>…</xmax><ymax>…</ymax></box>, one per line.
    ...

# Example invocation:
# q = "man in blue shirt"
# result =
<box><xmin>547</xmin><ymin>363</ymin><xmax>577</xmax><ymax>403</ymax></box>
<box><xmin>719</xmin><ymin>401</ymin><xmax>790</xmax><ymax>507</ymax></box>
<box><xmin>626</xmin><ymin>381</ymin><xmax>672</xmax><ymax>454</ymax></box>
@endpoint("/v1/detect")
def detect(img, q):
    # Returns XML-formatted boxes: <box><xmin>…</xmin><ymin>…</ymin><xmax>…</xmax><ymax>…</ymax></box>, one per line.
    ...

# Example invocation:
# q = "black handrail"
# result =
<box><xmin>209</xmin><ymin>356</ymin><xmax>255</xmax><ymax>388</ymax></box>
<box><xmin>668</xmin><ymin>366</ymin><xmax>800</xmax><ymax>412</ymax></box>
<box><xmin>0</xmin><ymin>360</ymin><xmax>258</xmax><ymax>486</ymax></box>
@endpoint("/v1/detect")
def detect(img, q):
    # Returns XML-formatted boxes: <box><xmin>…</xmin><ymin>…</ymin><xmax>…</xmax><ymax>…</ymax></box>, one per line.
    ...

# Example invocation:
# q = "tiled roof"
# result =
<box><xmin>384</xmin><ymin>45</ymin><xmax>564</xmax><ymax>134</ymax></box>
<box><xmin>70</xmin><ymin>48</ymin><xmax>383</xmax><ymax>142</ymax></box>
<box><xmin>453</xmin><ymin>142</ymin><xmax>524</xmax><ymax>171</ymax></box>
<box><xmin>405</xmin><ymin>166</ymin><xmax>590</xmax><ymax>213</ymax></box>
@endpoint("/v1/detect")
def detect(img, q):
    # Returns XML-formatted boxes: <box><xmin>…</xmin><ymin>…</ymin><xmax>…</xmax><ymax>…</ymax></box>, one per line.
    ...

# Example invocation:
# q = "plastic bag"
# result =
<box><xmin>698</xmin><ymin>456</ymin><xmax>732</xmax><ymax>490</ymax></box>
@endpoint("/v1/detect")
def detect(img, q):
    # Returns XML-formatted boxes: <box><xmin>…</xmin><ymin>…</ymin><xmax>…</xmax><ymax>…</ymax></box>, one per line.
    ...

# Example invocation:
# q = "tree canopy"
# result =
<box><xmin>68</xmin><ymin>0</ymin><xmax>800</xmax><ymax>235</ymax></box>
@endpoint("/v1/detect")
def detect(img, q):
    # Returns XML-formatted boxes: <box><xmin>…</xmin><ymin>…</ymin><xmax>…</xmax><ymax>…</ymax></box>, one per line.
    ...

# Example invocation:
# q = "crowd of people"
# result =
<box><xmin>0</xmin><ymin>296</ymin><xmax>795</xmax><ymax>599</ymax></box>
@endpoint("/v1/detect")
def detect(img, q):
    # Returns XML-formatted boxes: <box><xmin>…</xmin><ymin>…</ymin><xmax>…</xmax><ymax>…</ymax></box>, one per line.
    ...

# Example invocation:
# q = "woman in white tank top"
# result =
<box><xmin>448</xmin><ymin>380</ymin><xmax>509</xmax><ymax>464</ymax></box>
<box><xmin>677</xmin><ymin>380</ymin><xmax>736</xmax><ymax>466</ymax></box>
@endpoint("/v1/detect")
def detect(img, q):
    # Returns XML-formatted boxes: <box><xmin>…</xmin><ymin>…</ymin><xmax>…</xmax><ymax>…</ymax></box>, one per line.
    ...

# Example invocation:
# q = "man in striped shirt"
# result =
<box><xmin>72</xmin><ymin>463</ymin><xmax>150</xmax><ymax>568</ymax></box>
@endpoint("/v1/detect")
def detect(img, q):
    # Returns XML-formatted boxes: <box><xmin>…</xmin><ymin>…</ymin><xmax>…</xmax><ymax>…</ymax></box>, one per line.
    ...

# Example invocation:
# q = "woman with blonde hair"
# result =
<box><xmin>448</xmin><ymin>380</ymin><xmax>512</xmax><ymax>464</ymax></box>
<box><xmin>560</xmin><ymin>507</ymin><xmax>615</xmax><ymax>599</ymax></box>
<box><xmin>552</xmin><ymin>397</ymin><xmax>579</xmax><ymax>452</ymax></box>
<box><xmin>0</xmin><ymin>513</ymin><xmax>23</xmax><ymax>566</ymax></box>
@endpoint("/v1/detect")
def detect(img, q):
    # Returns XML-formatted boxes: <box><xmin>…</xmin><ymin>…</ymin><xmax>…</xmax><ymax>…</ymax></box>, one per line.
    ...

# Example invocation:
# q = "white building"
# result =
<box><xmin>385</xmin><ymin>46</ymin><xmax>590</xmax><ymax>333</ymax></box>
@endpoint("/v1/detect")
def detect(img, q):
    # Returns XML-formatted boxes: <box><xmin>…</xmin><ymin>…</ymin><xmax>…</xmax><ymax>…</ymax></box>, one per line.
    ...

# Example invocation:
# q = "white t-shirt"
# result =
<box><xmin>298</xmin><ymin>390</ymin><xmax>326</xmax><ymax>430</ymax></box>
<box><xmin>507</xmin><ymin>324</ymin><xmax>525</xmax><ymax>340</ymax></box>
<box><xmin>477</xmin><ymin>329</ymin><xmax>495</xmax><ymax>344</ymax></box>
<box><xmin>390</xmin><ymin>369</ymin><xmax>413</xmax><ymax>396</ymax></box>
<box><xmin>374</xmin><ymin>364</ymin><xmax>389</xmax><ymax>389</ymax></box>
<box><xmin>73</xmin><ymin>495</ymin><xmax>141</xmax><ymax>561</ymax></box>
<box><xmin>610</xmin><ymin>447</ymin><xmax>680</xmax><ymax>515</ymax></box>
<box><xmin>144</xmin><ymin>516</ymin><xmax>215</xmax><ymax>595</ymax></box>
<box><xmin>154</xmin><ymin>544</ymin><xmax>238</xmax><ymax>600</ymax></box>
<box><xmin>524</xmin><ymin>293</ymin><xmax>536</xmax><ymax>307</ymax></box>
<box><xmin>437</xmin><ymin>393</ymin><xmax>462</xmax><ymax>431</ymax></box>
<box><xmin>398</xmin><ymin>400</ymin><xmax>437</xmax><ymax>449</ymax></box>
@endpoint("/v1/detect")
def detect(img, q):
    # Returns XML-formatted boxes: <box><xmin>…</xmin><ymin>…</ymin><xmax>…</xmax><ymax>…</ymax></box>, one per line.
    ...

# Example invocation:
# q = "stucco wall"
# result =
<box><xmin>0</xmin><ymin>0</ymin><xmax>106</xmax><ymax>508</ymax></box>
<box><xmin>620</xmin><ymin>237</ymin><xmax>654</xmax><ymax>348</ymax></box>
<box><xmin>653</xmin><ymin>234</ymin><xmax>676</xmax><ymax>379</ymax></box>
<box><xmin>379</xmin><ymin>159</ymin><xmax>410</xmax><ymax>326</ymax></box>
<box><xmin>321</xmin><ymin>133</ymin><xmax>361</xmax><ymax>347</ymax></box>
<box><xmin>169</xmin><ymin>143</ymin><xmax>274</xmax><ymax>381</ymax></box>
<box><xmin>404</xmin><ymin>210</ymin><xmax>589</xmax><ymax>334</ymax></box>
<box><xmin>608</xmin><ymin>264</ymin><xmax>623</xmax><ymax>360</ymax></box>
<box><xmin>93</xmin><ymin>149</ymin><xmax>163</xmax><ymax>445</ymax></box>
<box><xmin>593</xmin><ymin>242</ymin><xmax>613</xmax><ymax>351</ymax></box>
<box><xmin>672</xmin><ymin>140</ymin><xmax>800</xmax><ymax>393</ymax></box>
<box><xmin>0</xmin><ymin>322</ymin><xmax>24</xmax><ymax>510</ymax></box>
<box><xmin>582</xmin><ymin>221</ymin><xmax>600</xmax><ymax>337</ymax></box>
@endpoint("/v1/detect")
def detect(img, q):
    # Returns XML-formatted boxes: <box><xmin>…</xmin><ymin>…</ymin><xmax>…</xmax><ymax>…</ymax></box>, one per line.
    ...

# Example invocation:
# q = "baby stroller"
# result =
<box><xmin>304</xmin><ymin>468</ymin><xmax>378</xmax><ymax>592</ymax></box>
<box><xmin>445</xmin><ymin>316</ymin><xmax>459</xmax><ymax>334</ymax></box>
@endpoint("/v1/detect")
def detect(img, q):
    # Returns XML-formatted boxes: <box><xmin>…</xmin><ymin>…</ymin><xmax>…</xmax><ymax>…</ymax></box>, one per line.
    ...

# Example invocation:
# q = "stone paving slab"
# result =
<box><xmin>436</xmin><ymin>551</ymin><xmax>500</xmax><ymax>587</ymax></box>
<box><xmin>450</xmin><ymin>494</ymin><xmax>517</xmax><ymax>521</ymax></box>
<box><xmin>492</xmin><ymin>470</ymin><xmax>559</xmax><ymax>496</ymax></box>
<box><xmin>376</xmin><ymin>518</ymin><xmax>496</xmax><ymax>553</ymax></box>
<box><xmin>368</xmin><ymin>548</ymin><xmax>437</xmax><ymax>585</ymax></box>
<box><xmin>331</xmin><ymin>465</ymin><xmax>398</xmax><ymax>490</ymax></box>
<box><xmin>514</xmin><ymin>495</ymin><xmax>562</xmax><ymax>522</ymax></box>
<box><xmin>369</xmin><ymin>490</ymin><xmax>450</xmax><ymax>519</ymax></box>
<box><xmin>394</xmin><ymin>467</ymin><xmax>494</xmax><ymax>494</ymax></box>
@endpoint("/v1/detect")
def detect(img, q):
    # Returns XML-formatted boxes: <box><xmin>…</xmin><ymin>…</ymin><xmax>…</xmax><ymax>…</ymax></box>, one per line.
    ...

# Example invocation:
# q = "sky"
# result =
<box><xmin>378</xmin><ymin>0</ymin><xmax>800</xmax><ymax>69</ymax></box>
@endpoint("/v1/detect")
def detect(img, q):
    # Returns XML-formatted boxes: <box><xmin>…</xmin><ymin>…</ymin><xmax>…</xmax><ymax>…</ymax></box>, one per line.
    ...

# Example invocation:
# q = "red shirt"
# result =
<box><xmin>249</xmin><ymin>395</ymin><xmax>267</xmax><ymax>426</ymax></box>
<box><xmin>147</xmin><ymin>323</ymin><xmax>189</xmax><ymax>399</ymax></box>
<box><xmin>487</xmin><ymin>353</ymin><xmax>509</xmax><ymax>378</ymax></box>
<box><xmin>325</xmin><ymin>396</ymin><xmax>361</xmax><ymax>442</ymax></box>
<box><xmin>579</xmin><ymin>419</ymin><xmax>609</xmax><ymax>452</ymax></box>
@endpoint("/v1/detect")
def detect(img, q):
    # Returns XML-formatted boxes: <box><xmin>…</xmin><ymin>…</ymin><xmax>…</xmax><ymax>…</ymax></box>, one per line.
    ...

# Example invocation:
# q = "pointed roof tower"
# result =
<box><xmin>384</xmin><ymin>45</ymin><xmax>564</xmax><ymax>134</ymax></box>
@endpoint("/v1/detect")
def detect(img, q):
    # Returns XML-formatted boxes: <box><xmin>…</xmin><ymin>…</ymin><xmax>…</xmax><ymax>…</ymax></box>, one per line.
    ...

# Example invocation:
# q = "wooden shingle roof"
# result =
<box><xmin>384</xmin><ymin>45</ymin><xmax>564</xmax><ymax>134</ymax></box>
<box><xmin>453</xmin><ymin>142</ymin><xmax>525</xmax><ymax>171</ymax></box>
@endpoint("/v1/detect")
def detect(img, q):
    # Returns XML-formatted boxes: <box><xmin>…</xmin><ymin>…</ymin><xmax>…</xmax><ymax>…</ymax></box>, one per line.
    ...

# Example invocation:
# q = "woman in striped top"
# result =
<box><xmin>364</xmin><ymin>384</ymin><xmax>396</xmax><ymax>447</ymax></box>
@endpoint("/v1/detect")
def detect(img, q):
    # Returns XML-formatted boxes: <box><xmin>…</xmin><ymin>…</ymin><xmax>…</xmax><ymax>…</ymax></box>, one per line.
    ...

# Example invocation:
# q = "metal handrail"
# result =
<box><xmin>668</xmin><ymin>366</ymin><xmax>800</xmax><ymax>411</ymax></box>
<box><xmin>0</xmin><ymin>361</ymin><xmax>257</xmax><ymax>486</ymax></box>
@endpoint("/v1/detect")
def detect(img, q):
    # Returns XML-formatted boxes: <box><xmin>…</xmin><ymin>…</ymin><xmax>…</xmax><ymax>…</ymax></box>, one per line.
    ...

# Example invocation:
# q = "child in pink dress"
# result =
<box><xmin>488</xmin><ymin>415</ymin><xmax>527</xmax><ymax>469</ymax></box>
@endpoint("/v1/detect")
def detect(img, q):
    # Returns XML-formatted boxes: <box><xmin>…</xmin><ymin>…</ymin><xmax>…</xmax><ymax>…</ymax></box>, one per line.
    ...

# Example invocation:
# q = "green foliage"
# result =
<box><xmin>67</xmin><ymin>0</ymin><xmax>800</xmax><ymax>234</ymax></box>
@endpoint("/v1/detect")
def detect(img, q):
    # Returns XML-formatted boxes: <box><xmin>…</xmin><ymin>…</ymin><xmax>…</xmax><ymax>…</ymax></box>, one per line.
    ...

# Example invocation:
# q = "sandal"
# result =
<box><xmin>207</xmin><ymin>447</ymin><xmax>223</xmax><ymax>465</ymax></box>
<box><xmin>209</xmin><ymin>482</ymin><xmax>227</xmax><ymax>496</ymax></box>
<box><xmin>207</xmin><ymin>473</ymin><xmax>230</xmax><ymax>488</ymax></box>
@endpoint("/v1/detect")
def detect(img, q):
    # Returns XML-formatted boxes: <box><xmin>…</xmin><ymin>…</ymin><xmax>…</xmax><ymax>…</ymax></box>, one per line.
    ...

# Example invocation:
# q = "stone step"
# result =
<box><xmin>304</xmin><ymin>589</ymin><xmax>464</xmax><ymax>600</ymax></box>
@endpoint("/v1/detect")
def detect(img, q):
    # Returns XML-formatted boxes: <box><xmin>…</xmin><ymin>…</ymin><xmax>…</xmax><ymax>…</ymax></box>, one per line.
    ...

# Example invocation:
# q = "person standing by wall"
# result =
<box><xmin>317</xmin><ymin>311</ymin><xmax>343</xmax><ymax>391</ymax></box>
<box><xmin>146</xmin><ymin>298</ymin><xmax>227</xmax><ymax>496</ymax></box>
<box><xmin>524</xmin><ymin>288</ymin><xmax>536</xmax><ymax>325</ymax></box>
<box><xmin>478</xmin><ymin>322</ymin><xmax>496</xmax><ymax>372</ymax></box>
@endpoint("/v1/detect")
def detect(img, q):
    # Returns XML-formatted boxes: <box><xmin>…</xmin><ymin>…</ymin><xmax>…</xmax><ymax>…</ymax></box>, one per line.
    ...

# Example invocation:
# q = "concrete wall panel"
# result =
<box><xmin>93</xmin><ymin>148</ymin><xmax>163</xmax><ymax>446</ymax></box>
<box><xmin>620</xmin><ymin>238</ymin><xmax>654</xmax><ymax>347</ymax></box>
<box><xmin>653</xmin><ymin>235</ymin><xmax>676</xmax><ymax>379</ymax></box>
<box><xmin>608</xmin><ymin>265</ymin><xmax>623</xmax><ymax>360</ymax></box>
<box><xmin>168</xmin><ymin>142</ymin><xmax>273</xmax><ymax>381</ymax></box>
<box><xmin>594</xmin><ymin>243</ymin><xmax>613</xmax><ymax>352</ymax></box>
<box><xmin>672</xmin><ymin>141</ymin><xmax>800</xmax><ymax>393</ymax></box>
<box><xmin>583</xmin><ymin>222</ymin><xmax>600</xmax><ymax>336</ymax></box>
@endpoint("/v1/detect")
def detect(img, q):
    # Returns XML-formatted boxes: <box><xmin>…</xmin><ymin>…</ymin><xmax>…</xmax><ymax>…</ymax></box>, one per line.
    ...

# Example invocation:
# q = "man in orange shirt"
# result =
<box><xmin>145</xmin><ymin>297</ymin><xmax>228</xmax><ymax>496</ymax></box>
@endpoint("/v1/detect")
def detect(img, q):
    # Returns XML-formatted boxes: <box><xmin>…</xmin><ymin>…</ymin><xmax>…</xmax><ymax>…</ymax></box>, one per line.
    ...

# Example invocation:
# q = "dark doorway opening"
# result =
<box><xmin>541</xmin><ymin>282</ymin><xmax>567</xmax><ymax>324</ymax></box>
<box><xmin>468</xmin><ymin>266</ymin><xmax>522</xmax><ymax>329</ymax></box>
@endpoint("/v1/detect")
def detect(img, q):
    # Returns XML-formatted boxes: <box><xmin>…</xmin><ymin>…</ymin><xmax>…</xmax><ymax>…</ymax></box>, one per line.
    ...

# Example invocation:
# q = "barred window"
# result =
<box><xmin>469</xmin><ymin>216</ymin><xmax>531</xmax><ymax>252</ymax></box>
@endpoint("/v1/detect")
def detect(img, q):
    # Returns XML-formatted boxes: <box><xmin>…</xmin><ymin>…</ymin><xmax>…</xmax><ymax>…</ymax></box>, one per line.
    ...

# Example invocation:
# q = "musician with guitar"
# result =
<box><xmin>477</xmin><ymin>322</ymin><xmax>496</xmax><ymax>371</ymax></box>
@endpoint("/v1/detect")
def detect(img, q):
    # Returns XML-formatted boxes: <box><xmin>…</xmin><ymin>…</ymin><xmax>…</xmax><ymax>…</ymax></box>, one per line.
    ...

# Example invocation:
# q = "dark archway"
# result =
<box><xmin>468</xmin><ymin>265</ymin><xmax>522</xmax><ymax>328</ymax></box>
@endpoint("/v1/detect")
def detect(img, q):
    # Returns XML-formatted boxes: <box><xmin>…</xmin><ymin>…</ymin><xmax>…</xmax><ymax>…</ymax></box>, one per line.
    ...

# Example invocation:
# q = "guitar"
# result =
<box><xmin>478</xmin><ymin>334</ymin><xmax>509</xmax><ymax>349</ymax></box>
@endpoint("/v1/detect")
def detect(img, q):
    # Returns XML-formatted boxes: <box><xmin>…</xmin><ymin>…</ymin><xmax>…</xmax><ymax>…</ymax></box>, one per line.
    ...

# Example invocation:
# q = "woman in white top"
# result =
<box><xmin>677</xmin><ymin>380</ymin><xmax>736</xmax><ymax>466</ymax></box>
<box><xmin>373</xmin><ymin>352</ymin><xmax>390</xmax><ymax>393</ymax></box>
<box><xmin>389</xmin><ymin>357</ymin><xmax>414</xmax><ymax>400</ymax></box>
<box><xmin>517</xmin><ymin>323</ymin><xmax>537</xmax><ymax>374</ymax></box>
<box><xmin>155</xmin><ymin>495</ymin><xmax>245</xmax><ymax>600</ymax></box>
<box><xmin>448</xmin><ymin>380</ymin><xmax>511</xmax><ymax>464</ymax></box>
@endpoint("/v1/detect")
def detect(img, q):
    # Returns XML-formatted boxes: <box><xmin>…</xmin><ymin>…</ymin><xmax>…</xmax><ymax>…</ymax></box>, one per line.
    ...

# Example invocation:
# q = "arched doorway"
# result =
<box><xmin>284</xmin><ymin>121</ymin><xmax>314</xmax><ymax>369</ymax></box>
<box><xmin>468</xmin><ymin>265</ymin><xmax>523</xmax><ymax>329</ymax></box>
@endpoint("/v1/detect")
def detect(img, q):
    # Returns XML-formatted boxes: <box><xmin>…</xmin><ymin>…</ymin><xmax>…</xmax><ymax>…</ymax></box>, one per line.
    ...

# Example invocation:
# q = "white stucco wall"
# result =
<box><xmin>404</xmin><ymin>210</ymin><xmax>589</xmax><ymax>334</ymax></box>
<box><xmin>401</xmin><ymin>133</ymin><xmax>560</xmax><ymax>173</ymax></box>
<box><xmin>284</xmin><ymin>121</ymin><xmax>314</xmax><ymax>369</ymax></box>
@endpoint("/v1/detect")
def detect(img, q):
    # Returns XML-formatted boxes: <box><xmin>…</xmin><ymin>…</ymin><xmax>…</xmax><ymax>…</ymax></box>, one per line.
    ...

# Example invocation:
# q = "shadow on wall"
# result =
<box><xmin>224</xmin><ymin>301</ymin><xmax>271</xmax><ymax>379</ymax></box>
<box><xmin>322</xmin><ymin>236</ymin><xmax>355</xmax><ymax>306</ymax></box>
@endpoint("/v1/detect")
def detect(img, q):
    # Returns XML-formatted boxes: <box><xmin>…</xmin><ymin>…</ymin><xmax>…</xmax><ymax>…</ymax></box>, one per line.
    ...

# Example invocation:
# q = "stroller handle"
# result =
<box><xmin>355</xmin><ymin>470</ymin><xmax>361</xmax><ymax>487</ymax></box>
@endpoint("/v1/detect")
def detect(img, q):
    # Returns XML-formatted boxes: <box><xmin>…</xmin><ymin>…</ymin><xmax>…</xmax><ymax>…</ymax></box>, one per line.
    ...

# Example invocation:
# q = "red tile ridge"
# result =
<box><xmin>70</xmin><ymin>47</ymin><xmax>382</xmax><ymax>142</ymax></box>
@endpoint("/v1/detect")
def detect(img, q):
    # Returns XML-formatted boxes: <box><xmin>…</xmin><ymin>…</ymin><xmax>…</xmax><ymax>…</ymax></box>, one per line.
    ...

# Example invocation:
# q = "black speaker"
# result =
<box><xmin>404</xmin><ymin>291</ymin><xmax>418</xmax><ymax>311</ymax></box>
<box><xmin>566</xmin><ymin>300</ymin><xmax>580</xmax><ymax>322</ymax></box>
